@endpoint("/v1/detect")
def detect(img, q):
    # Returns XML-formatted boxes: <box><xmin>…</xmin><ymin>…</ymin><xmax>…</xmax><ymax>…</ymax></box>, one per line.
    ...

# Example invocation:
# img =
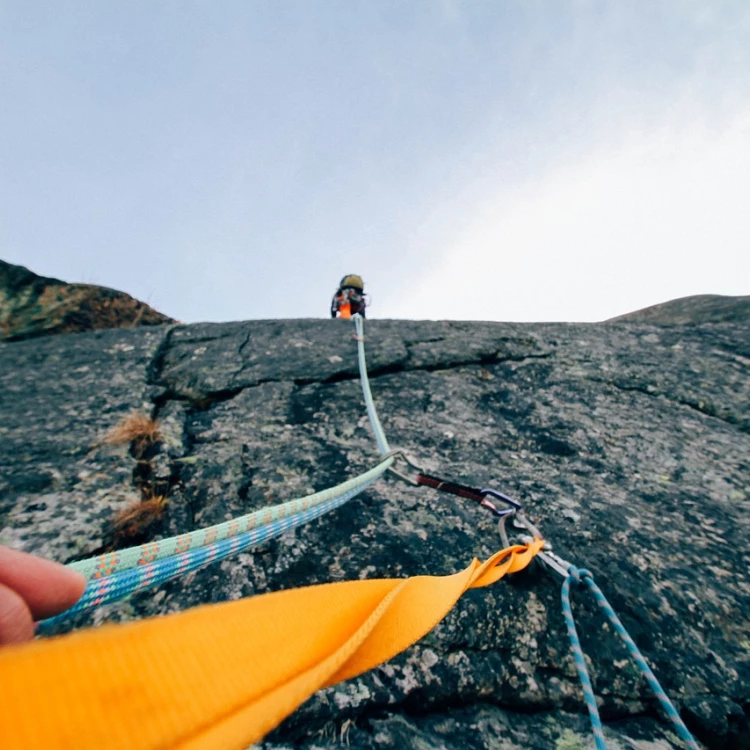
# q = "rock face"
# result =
<box><xmin>0</xmin><ymin>259</ymin><xmax>175</xmax><ymax>341</ymax></box>
<box><xmin>1</xmin><ymin>312</ymin><xmax>748</xmax><ymax>749</ymax></box>
<box><xmin>608</xmin><ymin>294</ymin><xmax>750</xmax><ymax>325</ymax></box>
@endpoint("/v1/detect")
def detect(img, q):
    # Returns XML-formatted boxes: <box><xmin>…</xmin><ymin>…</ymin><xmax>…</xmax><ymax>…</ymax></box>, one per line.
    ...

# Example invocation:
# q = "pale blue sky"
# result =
<box><xmin>2</xmin><ymin>2</ymin><xmax>748</xmax><ymax>322</ymax></box>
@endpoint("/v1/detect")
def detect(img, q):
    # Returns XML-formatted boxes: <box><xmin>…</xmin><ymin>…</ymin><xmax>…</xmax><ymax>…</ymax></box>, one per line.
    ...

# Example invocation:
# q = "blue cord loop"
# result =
<box><xmin>561</xmin><ymin>569</ymin><xmax>607</xmax><ymax>749</ymax></box>
<box><xmin>568</xmin><ymin>566</ymin><xmax>592</xmax><ymax>586</ymax></box>
<box><xmin>562</xmin><ymin>565</ymin><xmax>700</xmax><ymax>750</ymax></box>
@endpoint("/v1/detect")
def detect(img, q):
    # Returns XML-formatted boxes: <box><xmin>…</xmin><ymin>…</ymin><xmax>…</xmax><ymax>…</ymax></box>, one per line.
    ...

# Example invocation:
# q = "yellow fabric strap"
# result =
<box><xmin>0</xmin><ymin>540</ymin><xmax>543</xmax><ymax>750</ymax></box>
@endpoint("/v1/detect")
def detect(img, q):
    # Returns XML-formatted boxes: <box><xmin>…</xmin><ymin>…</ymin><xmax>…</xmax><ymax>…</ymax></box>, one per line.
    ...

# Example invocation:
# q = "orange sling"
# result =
<box><xmin>0</xmin><ymin>540</ymin><xmax>542</xmax><ymax>750</ymax></box>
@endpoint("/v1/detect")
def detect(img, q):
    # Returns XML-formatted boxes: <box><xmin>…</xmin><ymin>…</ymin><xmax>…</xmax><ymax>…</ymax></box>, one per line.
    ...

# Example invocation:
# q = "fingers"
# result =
<box><xmin>0</xmin><ymin>546</ymin><xmax>86</xmax><ymax>621</ymax></box>
<box><xmin>0</xmin><ymin>582</ymin><xmax>34</xmax><ymax>645</ymax></box>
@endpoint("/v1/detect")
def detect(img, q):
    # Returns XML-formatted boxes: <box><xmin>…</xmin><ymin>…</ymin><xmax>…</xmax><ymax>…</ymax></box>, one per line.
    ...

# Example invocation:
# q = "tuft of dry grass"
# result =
<box><xmin>102</xmin><ymin>410</ymin><xmax>161</xmax><ymax>453</ymax></box>
<box><xmin>111</xmin><ymin>495</ymin><xmax>168</xmax><ymax>545</ymax></box>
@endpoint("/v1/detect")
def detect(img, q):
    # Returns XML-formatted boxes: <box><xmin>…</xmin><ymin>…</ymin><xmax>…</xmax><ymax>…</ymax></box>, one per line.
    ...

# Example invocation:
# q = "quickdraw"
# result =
<box><xmin>379</xmin><ymin>401</ymin><xmax>698</xmax><ymax>749</ymax></box>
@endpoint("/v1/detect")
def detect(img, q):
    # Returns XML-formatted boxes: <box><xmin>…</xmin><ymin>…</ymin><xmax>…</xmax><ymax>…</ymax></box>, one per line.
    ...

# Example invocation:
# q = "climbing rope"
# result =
<box><xmin>41</xmin><ymin>313</ymin><xmax>418</xmax><ymax>627</ymax></box>
<box><xmin>354</xmin><ymin>314</ymin><xmax>390</xmax><ymax>455</ymax></box>
<box><xmin>68</xmin><ymin>458</ymin><xmax>392</xmax><ymax>582</ymax></box>
<box><xmin>37</xmin><ymin>463</ymin><xmax>388</xmax><ymax>631</ymax></box>
<box><xmin>562</xmin><ymin>566</ymin><xmax>700</xmax><ymax>750</ymax></box>
<box><xmin>560</xmin><ymin>570</ymin><xmax>607</xmax><ymax>750</ymax></box>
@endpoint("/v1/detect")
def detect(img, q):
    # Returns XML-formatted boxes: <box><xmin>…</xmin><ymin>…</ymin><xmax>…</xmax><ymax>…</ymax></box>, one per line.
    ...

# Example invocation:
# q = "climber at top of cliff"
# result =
<box><xmin>330</xmin><ymin>274</ymin><xmax>367</xmax><ymax>319</ymax></box>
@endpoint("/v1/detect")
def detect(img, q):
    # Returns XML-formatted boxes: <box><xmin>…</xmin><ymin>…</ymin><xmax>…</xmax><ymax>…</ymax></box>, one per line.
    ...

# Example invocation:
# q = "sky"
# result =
<box><xmin>1</xmin><ymin>1</ymin><xmax>748</xmax><ymax>323</ymax></box>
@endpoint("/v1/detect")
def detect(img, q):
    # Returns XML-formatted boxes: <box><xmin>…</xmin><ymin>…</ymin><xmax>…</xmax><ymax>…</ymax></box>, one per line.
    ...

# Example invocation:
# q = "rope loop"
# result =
<box><xmin>568</xmin><ymin>566</ymin><xmax>593</xmax><ymax>587</ymax></box>
<box><xmin>561</xmin><ymin>568</ymin><xmax>700</xmax><ymax>750</ymax></box>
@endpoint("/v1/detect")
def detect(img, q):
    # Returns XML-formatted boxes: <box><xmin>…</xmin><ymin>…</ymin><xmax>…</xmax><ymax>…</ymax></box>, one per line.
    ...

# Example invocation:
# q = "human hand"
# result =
<box><xmin>0</xmin><ymin>546</ymin><xmax>86</xmax><ymax>645</ymax></box>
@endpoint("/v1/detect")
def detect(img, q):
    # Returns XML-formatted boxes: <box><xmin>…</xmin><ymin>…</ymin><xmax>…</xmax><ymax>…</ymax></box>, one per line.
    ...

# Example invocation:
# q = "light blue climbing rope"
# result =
<box><xmin>354</xmin><ymin>315</ymin><xmax>390</xmax><ymax>455</ymax></box>
<box><xmin>38</xmin><ymin>471</ymin><xmax>383</xmax><ymax>632</ymax></box>
<box><xmin>69</xmin><ymin>458</ymin><xmax>391</xmax><ymax>582</ymax></box>
<box><xmin>562</xmin><ymin>566</ymin><xmax>700</xmax><ymax>750</ymax></box>
<box><xmin>560</xmin><ymin>570</ymin><xmax>608</xmax><ymax>750</ymax></box>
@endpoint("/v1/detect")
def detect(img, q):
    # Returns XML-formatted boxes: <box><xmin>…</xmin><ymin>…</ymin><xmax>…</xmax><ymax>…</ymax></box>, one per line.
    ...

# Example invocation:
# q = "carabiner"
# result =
<box><xmin>518</xmin><ymin>534</ymin><xmax>573</xmax><ymax>578</ymax></box>
<box><xmin>479</xmin><ymin>487</ymin><xmax>522</xmax><ymax>511</ymax></box>
<box><xmin>384</xmin><ymin>449</ymin><xmax>424</xmax><ymax>486</ymax></box>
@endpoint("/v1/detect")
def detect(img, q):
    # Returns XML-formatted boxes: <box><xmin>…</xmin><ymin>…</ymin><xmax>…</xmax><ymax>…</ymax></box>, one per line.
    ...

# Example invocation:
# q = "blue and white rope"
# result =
<box><xmin>39</xmin><ymin>317</ymin><xmax>396</xmax><ymax>631</ymax></box>
<box><xmin>69</xmin><ymin>458</ymin><xmax>391</xmax><ymax>582</ymax></box>
<box><xmin>38</xmin><ymin>472</ymin><xmax>382</xmax><ymax>632</ymax></box>
<box><xmin>561</xmin><ymin>570</ymin><xmax>607</xmax><ymax>749</ymax></box>
<box><xmin>562</xmin><ymin>566</ymin><xmax>700</xmax><ymax>750</ymax></box>
<box><xmin>354</xmin><ymin>315</ymin><xmax>390</xmax><ymax>455</ymax></box>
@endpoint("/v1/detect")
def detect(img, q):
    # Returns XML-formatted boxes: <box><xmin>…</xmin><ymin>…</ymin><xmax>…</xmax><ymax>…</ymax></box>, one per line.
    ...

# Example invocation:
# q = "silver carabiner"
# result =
<box><xmin>383</xmin><ymin>449</ymin><xmax>424</xmax><ymax>486</ymax></box>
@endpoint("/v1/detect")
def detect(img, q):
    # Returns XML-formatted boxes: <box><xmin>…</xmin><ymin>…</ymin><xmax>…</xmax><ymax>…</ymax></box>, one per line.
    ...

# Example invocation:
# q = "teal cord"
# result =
<box><xmin>562</xmin><ymin>567</ymin><xmax>700</xmax><ymax>750</ymax></box>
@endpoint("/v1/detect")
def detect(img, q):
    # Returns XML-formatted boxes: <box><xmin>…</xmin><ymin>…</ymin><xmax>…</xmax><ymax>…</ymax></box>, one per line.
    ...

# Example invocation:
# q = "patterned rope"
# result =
<box><xmin>354</xmin><ymin>315</ymin><xmax>390</xmax><ymax>455</ymax></box>
<box><xmin>38</xmin><ymin>473</ymin><xmax>383</xmax><ymax>633</ymax></box>
<box><xmin>69</xmin><ymin>458</ymin><xmax>392</xmax><ymax>581</ymax></box>
<box><xmin>561</xmin><ymin>570</ymin><xmax>608</xmax><ymax>750</ymax></box>
<box><xmin>562</xmin><ymin>567</ymin><xmax>700</xmax><ymax>750</ymax></box>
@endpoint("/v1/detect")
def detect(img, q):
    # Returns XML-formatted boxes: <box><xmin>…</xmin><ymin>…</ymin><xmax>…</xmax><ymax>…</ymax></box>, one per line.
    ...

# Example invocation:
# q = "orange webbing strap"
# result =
<box><xmin>0</xmin><ymin>540</ymin><xmax>543</xmax><ymax>750</ymax></box>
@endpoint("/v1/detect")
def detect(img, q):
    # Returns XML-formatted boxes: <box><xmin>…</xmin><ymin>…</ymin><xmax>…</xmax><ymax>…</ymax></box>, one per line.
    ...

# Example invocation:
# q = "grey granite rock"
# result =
<box><xmin>608</xmin><ymin>294</ymin><xmax>750</xmax><ymax>325</ymax></box>
<box><xmin>0</xmin><ymin>327</ymin><xmax>169</xmax><ymax>562</ymax></box>
<box><xmin>1</xmin><ymin>315</ymin><xmax>748</xmax><ymax>749</ymax></box>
